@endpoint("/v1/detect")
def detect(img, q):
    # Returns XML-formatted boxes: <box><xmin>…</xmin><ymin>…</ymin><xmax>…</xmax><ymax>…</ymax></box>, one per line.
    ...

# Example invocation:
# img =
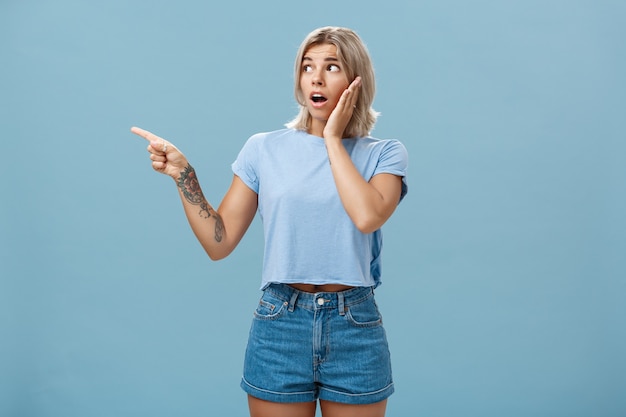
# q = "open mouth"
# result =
<box><xmin>311</xmin><ymin>93</ymin><xmax>327</xmax><ymax>104</ymax></box>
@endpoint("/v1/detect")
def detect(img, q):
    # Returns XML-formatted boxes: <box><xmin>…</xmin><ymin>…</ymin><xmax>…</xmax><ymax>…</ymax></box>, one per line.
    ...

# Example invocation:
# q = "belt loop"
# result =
<box><xmin>338</xmin><ymin>291</ymin><xmax>345</xmax><ymax>316</ymax></box>
<box><xmin>288</xmin><ymin>289</ymin><xmax>299</xmax><ymax>312</ymax></box>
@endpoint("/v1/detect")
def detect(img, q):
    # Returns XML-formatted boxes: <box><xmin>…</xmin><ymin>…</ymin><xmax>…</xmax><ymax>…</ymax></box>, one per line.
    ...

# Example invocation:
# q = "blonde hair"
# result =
<box><xmin>285</xmin><ymin>26</ymin><xmax>379</xmax><ymax>138</ymax></box>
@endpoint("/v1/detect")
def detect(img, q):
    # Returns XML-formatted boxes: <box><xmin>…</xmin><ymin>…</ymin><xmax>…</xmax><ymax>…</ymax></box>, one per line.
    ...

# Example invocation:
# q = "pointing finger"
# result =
<box><xmin>131</xmin><ymin>126</ymin><xmax>160</xmax><ymax>142</ymax></box>
<box><xmin>131</xmin><ymin>126</ymin><xmax>168</xmax><ymax>153</ymax></box>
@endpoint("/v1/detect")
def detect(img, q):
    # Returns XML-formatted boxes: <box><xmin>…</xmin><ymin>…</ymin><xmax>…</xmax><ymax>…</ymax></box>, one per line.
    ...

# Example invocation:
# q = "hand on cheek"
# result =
<box><xmin>324</xmin><ymin>77</ymin><xmax>362</xmax><ymax>141</ymax></box>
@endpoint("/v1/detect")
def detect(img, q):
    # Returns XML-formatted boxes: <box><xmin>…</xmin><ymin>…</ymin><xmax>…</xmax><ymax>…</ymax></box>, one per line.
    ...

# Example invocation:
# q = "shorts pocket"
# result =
<box><xmin>345</xmin><ymin>297</ymin><xmax>383</xmax><ymax>328</ymax></box>
<box><xmin>253</xmin><ymin>292</ymin><xmax>288</xmax><ymax>320</ymax></box>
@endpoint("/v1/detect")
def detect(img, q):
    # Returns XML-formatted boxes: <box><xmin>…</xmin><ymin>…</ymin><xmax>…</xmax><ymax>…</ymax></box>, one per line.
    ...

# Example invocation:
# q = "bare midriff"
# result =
<box><xmin>288</xmin><ymin>283</ymin><xmax>355</xmax><ymax>293</ymax></box>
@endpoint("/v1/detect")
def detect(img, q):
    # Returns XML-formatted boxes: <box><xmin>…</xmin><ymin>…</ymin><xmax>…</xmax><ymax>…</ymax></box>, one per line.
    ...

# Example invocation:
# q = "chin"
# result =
<box><xmin>308</xmin><ymin>109</ymin><xmax>331</xmax><ymax>121</ymax></box>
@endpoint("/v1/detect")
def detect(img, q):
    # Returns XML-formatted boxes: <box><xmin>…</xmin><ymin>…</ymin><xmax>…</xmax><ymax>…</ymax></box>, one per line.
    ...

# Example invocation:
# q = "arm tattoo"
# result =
<box><xmin>177</xmin><ymin>164</ymin><xmax>224</xmax><ymax>242</ymax></box>
<box><xmin>177</xmin><ymin>165</ymin><xmax>208</xmax><ymax>215</ymax></box>
<box><xmin>213</xmin><ymin>212</ymin><xmax>224</xmax><ymax>243</ymax></box>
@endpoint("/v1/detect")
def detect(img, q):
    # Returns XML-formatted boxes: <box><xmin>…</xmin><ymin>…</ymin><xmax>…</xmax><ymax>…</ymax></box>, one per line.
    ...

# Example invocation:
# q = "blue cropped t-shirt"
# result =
<box><xmin>231</xmin><ymin>128</ymin><xmax>408</xmax><ymax>289</ymax></box>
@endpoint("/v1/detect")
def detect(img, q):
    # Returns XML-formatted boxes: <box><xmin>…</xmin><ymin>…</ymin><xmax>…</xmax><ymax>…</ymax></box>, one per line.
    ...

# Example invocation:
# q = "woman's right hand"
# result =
<box><xmin>131</xmin><ymin>125</ymin><xmax>259</xmax><ymax>260</ymax></box>
<box><xmin>131</xmin><ymin>126</ymin><xmax>188</xmax><ymax>180</ymax></box>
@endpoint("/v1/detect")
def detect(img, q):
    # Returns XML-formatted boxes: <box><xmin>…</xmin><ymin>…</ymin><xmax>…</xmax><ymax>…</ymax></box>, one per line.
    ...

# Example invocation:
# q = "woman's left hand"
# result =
<box><xmin>323</xmin><ymin>76</ymin><xmax>362</xmax><ymax>141</ymax></box>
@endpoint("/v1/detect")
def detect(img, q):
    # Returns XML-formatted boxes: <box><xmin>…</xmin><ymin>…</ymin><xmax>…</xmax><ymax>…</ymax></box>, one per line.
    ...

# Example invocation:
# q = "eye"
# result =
<box><xmin>303</xmin><ymin>64</ymin><xmax>313</xmax><ymax>72</ymax></box>
<box><xmin>327</xmin><ymin>64</ymin><xmax>340</xmax><ymax>72</ymax></box>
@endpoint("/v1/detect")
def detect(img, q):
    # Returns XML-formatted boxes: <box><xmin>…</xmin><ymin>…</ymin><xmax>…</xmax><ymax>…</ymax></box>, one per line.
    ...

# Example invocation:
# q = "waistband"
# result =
<box><xmin>264</xmin><ymin>283</ymin><xmax>375</xmax><ymax>315</ymax></box>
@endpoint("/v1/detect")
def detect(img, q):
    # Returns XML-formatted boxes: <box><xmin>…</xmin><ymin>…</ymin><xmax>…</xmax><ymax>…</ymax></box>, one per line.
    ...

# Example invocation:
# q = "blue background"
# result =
<box><xmin>2</xmin><ymin>1</ymin><xmax>624</xmax><ymax>416</ymax></box>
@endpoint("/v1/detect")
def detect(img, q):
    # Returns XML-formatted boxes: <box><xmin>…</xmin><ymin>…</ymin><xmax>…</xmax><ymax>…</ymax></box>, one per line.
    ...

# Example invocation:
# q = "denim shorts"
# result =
<box><xmin>240</xmin><ymin>283</ymin><xmax>394</xmax><ymax>404</ymax></box>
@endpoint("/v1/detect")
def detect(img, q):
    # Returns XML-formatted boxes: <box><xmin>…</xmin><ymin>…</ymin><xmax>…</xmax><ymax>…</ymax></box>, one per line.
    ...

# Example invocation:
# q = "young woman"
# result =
<box><xmin>132</xmin><ymin>26</ymin><xmax>408</xmax><ymax>417</ymax></box>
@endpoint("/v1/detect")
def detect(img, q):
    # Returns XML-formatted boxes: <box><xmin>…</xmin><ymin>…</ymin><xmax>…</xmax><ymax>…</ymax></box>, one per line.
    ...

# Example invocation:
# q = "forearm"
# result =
<box><xmin>174</xmin><ymin>164</ymin><xmax>230</xmax><ymax>260</ymax></box>
<box><xmin>324</xmin><ymin>140</ymin><xmax>389</xmax><ymax>233</ymax></box>
<box><xmin>131</xmin><ymin>126</ymin><xmax>251</xmax><ymax>258</ymax></box>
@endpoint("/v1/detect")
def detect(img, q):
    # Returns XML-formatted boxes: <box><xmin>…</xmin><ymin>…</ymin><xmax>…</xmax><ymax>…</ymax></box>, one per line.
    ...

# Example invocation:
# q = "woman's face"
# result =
<box><xmin>299</xmin><ymin>43</ymin><xmax>350</xmax><ymax>135</ymax></box>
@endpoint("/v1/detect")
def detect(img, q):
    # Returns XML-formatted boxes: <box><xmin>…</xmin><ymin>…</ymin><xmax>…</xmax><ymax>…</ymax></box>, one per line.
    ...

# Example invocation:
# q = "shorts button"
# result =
<box><xmin>317</xmin><ymin>298</ymin><xmax>324</xmax><ymax>305</ymax></box>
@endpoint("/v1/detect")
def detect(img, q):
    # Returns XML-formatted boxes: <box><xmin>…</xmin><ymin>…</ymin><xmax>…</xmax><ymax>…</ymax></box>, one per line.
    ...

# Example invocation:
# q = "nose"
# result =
<box><xmin>311</xmin><ymin>69</ymin><xmax>324</xmax><ymax>86</ymax></box>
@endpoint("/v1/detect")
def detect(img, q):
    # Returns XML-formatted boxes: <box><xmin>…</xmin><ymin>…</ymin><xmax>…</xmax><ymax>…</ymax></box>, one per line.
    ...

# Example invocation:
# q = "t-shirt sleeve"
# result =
<box><xmin>231</xmin><ymin>134</ymin><xmax>261</xmax><ymax>193</ymax></box>
<box><xmin>374</xmin><ymin>139</ymin><xmax>409</xmax><ymax>203</ymax></box>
